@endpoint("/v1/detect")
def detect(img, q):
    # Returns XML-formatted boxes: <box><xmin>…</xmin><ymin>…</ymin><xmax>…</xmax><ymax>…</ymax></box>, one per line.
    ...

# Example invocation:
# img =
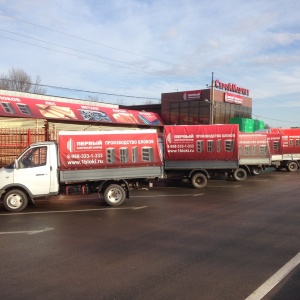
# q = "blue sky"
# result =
<box><xmin>0</xmin><ymin>0</ymin><xmax>300</xmax><ymax>127</ymax></box>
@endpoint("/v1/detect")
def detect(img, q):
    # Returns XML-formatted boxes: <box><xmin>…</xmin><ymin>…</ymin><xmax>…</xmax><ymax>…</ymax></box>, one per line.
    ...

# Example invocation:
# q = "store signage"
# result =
<box><xmin>224</xmin><ymin>93</ymin><xmax>243</xmax><ymax>105</ymax></box>
<box><xmin>0</xmin><ymin>94</ymin><xmax>163</xmax><ymax>126</ymax></box>
<box><xmin>183</xmin><ymin>90</ymin><xmax>201</xmax><ymax>100</ymax></box>
<box><xmin>215</xmin><ymin>80</ymin><xmax>249</xmax><ymax>96</ymax></box>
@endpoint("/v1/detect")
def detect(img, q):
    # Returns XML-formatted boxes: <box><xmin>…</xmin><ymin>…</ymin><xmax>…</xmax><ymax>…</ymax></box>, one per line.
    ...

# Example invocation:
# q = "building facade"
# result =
<box><xmin>161</xmin><ymin>79</ymin><xmax>252</xmax><ymax>125</ymax></box>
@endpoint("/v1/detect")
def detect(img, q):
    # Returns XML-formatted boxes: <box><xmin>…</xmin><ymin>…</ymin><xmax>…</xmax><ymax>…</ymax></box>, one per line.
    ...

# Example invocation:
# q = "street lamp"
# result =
<box><xmin>205</xmin><ymin>72</ymin><xmax>215</xmax><ymax>124</ymax></box>
<box><xmin>210</xmin><ymin>72</ymin><xmax>214</xmax><ymax>124</ymax></box>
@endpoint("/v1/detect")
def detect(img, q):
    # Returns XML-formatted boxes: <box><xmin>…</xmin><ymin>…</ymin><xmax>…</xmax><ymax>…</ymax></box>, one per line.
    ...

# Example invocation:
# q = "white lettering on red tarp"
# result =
<box><xmin>77</xmin><ymin>140</ymin><xmax>103</xmax><ymax>146</ymax></box>
<box><xmin>112</xmin><ymin>109</ymin><xmax>127</xmax><ymax>113</ymax></box>
<box><xmin>174</xmin><ymin>134</ymin><xmax>194</xmax><ymax>139</ymax></box>
<box><xmin>215</xmin><ymin>80</ymin><xmax>249</xmax><ymax>96</ymax></box>
<box><xmin>81</xmin><ymin>105</ymin><xmax>100</xmax><ymax>111</ymax></box>
<box><xmin>0</xmin><ymin>95</ymin><xmax>20</xmax><ymax>102</ymax></box>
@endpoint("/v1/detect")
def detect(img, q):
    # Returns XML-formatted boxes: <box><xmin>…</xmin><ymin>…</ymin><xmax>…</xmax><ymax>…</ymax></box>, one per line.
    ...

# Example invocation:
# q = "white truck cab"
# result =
<box><xmin>0</xmin><ymin>142</ymin><xmax>60</xmax><ymax>211</ymax></box>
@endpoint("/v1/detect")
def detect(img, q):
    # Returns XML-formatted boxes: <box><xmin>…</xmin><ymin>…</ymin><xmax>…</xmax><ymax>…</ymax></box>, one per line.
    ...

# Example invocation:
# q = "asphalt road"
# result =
<box><xmin>0</xmin><ymin>169</ymin><xmax>300</xmax><ymax>300</ymax></box>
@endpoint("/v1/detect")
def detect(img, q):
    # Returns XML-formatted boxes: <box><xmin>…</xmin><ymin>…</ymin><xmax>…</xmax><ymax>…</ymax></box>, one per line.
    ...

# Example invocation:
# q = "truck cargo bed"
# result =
<box><xmin>60</xmin><ymin>166</ymin><xmax>163</xmax><ymax>182</ymax></box>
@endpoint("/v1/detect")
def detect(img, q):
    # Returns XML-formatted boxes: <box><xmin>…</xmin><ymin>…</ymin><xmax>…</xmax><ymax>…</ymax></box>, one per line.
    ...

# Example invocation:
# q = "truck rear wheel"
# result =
<box><xmin>251</xmin><ymin>166</ymin><xmax>263</xmax><ymax>176</ymax></box>
<box><xmin>287</xmin><ymin>161</ymin><xmax>298</xmax><ymax>172</ymax></box>
<box><xmin>3</xmin><ymin>189</ymin><xmax>28</xmax><ymax>212</ymax></box>
<box><xmin>191</xmin><ymin>173</ymin><xmax>207</xmax><ymax>189</ymax></box>
<box><xmin>104</xmin><ymin>184</ymin><xmax>126</xmax><ymax>206</ymax></box>
<box><xmin>233</xmin><ymin>168</ymin><xmax>247</xmax><ymax>181</ymax></box>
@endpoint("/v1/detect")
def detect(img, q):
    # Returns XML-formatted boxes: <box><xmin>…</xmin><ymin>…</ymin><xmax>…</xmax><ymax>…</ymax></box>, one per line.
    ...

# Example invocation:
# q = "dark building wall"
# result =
<box><xmin>161</xmin><ymin>88</ymin><xmax>252</xmax><ymax>125</ymax></box>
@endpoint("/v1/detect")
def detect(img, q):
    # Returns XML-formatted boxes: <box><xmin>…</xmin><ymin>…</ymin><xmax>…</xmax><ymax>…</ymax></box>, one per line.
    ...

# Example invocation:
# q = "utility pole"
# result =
<box><xmin>210</xmin><ymin>72</ymin><xmax>215</xmax><ymax>124</ymax></box>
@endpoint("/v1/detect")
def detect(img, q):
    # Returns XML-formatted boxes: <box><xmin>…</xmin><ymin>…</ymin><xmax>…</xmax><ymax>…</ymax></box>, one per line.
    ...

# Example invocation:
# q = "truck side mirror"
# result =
<box><xmin>14</xmin><ymin>159</ymin><xmax>19</xmax><ymax>170</ymax></box>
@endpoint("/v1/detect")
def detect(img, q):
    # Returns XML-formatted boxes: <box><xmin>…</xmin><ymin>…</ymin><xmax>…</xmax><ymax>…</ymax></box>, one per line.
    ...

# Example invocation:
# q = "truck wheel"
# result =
<box><xmin>3</xmin><ymin>189</ymin><xmax>28</xmax><ymax>212</ymax></box>
<box><xmin>287</xmin><ymin>161</ymin><xmax>298</xmax><ymax>172</ymax></box>
<box><xmin>251</xmin><ymin>166</ymin><xmax>263</xmax><ymax>176</ymax></box>
<box><xmin>191</xmin><ymin>173</ymin><xmax>207</xmax><ymax>188</ymax></box>
<box><xmin>233</xmin><ymin>168</ymin><xmax>247</xmax><ymax>181</ymax></box>
<box><xmin>104</xmin><ymin>184</ymin><xmax>126</xmax><ymax>206</ymax></box>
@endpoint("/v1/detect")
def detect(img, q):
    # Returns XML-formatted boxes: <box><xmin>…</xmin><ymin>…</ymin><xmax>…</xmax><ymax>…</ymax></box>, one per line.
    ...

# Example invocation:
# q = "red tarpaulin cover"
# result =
<box><xmin>164</xmin><ymin>124</ymin><xmax>239</xmax><ymax>161</ymax></box>
<box><xmin>268</xmin><ymin>128</ymin><xmax>300</xmax><ymax>155</ymax></box>
<box><xmin>59</xmin><ymin>130</ymin><xmax>163</xmax><ymax>170</ymax></box>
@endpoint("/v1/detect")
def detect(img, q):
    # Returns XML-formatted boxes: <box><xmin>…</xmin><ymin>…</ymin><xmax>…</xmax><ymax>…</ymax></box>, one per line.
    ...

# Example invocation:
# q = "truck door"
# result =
<box><xmin>15</xmin><ymin>145</ymin><xmax>51</xmax><ymax>196</ymax></box>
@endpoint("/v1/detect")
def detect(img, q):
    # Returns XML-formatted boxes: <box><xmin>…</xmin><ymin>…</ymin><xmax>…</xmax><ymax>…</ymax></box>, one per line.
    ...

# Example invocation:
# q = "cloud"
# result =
<box><xmin>1</xmin><ymin>0</ymin><xmax>300</xmax><ymax>126</ymax></box>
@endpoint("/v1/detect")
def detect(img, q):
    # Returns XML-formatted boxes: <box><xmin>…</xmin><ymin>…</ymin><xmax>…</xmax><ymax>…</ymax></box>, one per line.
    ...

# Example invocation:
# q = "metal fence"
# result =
<box><xmin>0</xmin><ymin>128</ymin><xmax>51</xmax><ymax>167</ymax></box>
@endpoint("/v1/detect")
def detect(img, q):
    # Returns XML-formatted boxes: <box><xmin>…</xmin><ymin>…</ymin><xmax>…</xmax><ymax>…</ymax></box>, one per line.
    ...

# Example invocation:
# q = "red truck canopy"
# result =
<box><xmin>164</xmin><ymin>124</ymin><xmax>239</xmax><ymax>162</ymax></box>
<box><xmin>59</xmin><ymin>130</ymin><xmax>163</xmax><ymax>171</ymax></box>
<box><xmin>268</xmin><ymin>128</ymin><xmax>300</xmax><ymax>155</ymax></box>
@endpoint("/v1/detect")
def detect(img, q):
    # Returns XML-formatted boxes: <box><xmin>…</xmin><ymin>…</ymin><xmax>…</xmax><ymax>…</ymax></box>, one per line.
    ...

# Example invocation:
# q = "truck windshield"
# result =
<box><xmin>18</xmin><ymin>146</ymin><xmax>47</xmax><ymax>168</ymax></box>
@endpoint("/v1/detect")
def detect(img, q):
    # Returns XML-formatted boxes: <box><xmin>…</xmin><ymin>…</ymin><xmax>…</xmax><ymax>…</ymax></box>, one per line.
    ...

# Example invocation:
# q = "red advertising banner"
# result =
<box><xmin>183</xmin><ymin>90</ymin><xmax>201</xmax><ymax>100</ymax></box>
<box><xmin>0</xmin><ymin>94</ymin><xmax>164</xmax><ymax>126</ymax></box>
<box><xmin>224</xmin><ymin>93</ymin><xmax>243</xmax><ymax>105</ymax></box>
<box><xmin>238</xmin><ymin>133</ymin><xmax>270</xmax><ymax>158</ymax></box>
<box><xmin>269</xmin><ymin>128</ymin><xmax>300</xmax><ymax>155</ymax></box>
<box><xmin>164</xmin><ymin>124</ymin><xmax>239</xmax><ymax>161</ymax></box>
<box><xmin>59</xmin><ymin>130</ymin><xmax>163</xmax><ymax>170</ymax></box>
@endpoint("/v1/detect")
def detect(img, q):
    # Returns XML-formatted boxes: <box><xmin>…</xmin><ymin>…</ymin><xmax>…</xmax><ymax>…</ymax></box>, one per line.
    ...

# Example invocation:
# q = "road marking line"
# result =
<box><xmin>0</xmin><ymin>227</ymin><xmax>54</xmax><ymax>235</ymax></box>
<box><xmin>131</xmin><ymin>193</ymin><xmax>204</xmax><ymax>198</ymax></box>
<box><xmin>248</xmin><ymin>180</ymin><xmax>268</xmax><ymax>182</ymax></box>
<box><xmin>0</xmin><ymin>206</ymin><xmax>148</xmax><ymax>216</ymax></box>
<box><xmin>245</xmin><ymin>252</ymin><xmax>300</xmax><ymax>300</ymax></box>
<box><xmin>207</xmin><ymin>185</ymin><xmax>242</xmax><ymax>188</ymax></box>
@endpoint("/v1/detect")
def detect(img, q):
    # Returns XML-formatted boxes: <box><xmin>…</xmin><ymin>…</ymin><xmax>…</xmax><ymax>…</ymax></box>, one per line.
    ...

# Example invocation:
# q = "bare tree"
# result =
<box><xmin>85</xmin><ymin>95</ymin><xmax>103</xmax><ymax>102</ymax></box>
<box><xmin>264</xmin><ymin>123</ymin><xmax>271</xmax><ymax>129</ymax></box>
<box><xmin>0</xmin><ymin>68</ymin><xmax>47</xmax><ymax>94</ymax></box>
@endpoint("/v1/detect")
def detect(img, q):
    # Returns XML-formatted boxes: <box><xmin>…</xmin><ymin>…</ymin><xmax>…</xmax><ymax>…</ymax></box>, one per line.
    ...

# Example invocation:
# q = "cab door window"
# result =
<box><xmin>19</xmin><ymin>146</ymin><xmax>47</xmax><ymax>168</ymax></box>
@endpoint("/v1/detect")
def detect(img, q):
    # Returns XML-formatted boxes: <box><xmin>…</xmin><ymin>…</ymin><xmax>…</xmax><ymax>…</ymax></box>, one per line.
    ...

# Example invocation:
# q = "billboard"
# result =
<box><xmin>0</xmin><ymin>94</ymin><xmax>163</xmax><ymax>126</ymax></box>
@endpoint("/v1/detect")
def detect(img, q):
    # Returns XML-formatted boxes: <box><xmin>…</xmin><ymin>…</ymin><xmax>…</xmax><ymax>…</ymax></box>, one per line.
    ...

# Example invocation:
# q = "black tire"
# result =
<box><xmin>3</xmin><ymin>189</ymin><xmax>28</xmax><ymax>212</ymax></box>
<box><xmin>191</xmin><ymin>173</ymin><xmax>207</xmax><ymax>189</ymax></box>
<box><xmin>104</xmin><ymin>184</ymin><xmax>126</xmax><ymax>206</ymax></box>
<box><xmin>287</xmin><ymin>161</ymin><xmax>298</xmax><ymax>172</ymax></box>
<box><xmin>251</xmin><ymin>166</ymin><xmax>263</xmax><ymax>176</ymax></box>
<box><xmin>233</xmin><ymin>168</ymin><xmax>247</xmax><ymax>181</ymax></box>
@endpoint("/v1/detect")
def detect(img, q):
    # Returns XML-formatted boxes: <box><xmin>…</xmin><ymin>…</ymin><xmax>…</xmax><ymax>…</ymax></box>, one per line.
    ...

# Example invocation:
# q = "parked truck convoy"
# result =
<box><xmin>267</xmin><ymin>128</ymin><xmax>300</xmax><ymax>171</ymax></box>
<box><xmin>0</xmin><ymin>125</ymin><xmax>299</xmax><ymax>212</ymax></box>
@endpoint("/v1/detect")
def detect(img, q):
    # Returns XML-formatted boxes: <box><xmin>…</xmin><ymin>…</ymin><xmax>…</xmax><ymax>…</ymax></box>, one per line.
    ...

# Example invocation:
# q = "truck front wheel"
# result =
<box><xmin>104</xmin><ymin>184</ymin><xmax>126</xmax><ymax>206</ymax></box>
<box><xmin>191</xmin><ymin>173</ymin><xmax>207</xmax><ymax>189</ymax></box>
<box><xmin>3</xmin><ymin>189</ymin><xmax>28</xmax><ymax>212</ymax></box>
<box><xmin>233</xmin><ymin>168</ymin><xmax>247</xmax><ymax>181</ymax></box>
